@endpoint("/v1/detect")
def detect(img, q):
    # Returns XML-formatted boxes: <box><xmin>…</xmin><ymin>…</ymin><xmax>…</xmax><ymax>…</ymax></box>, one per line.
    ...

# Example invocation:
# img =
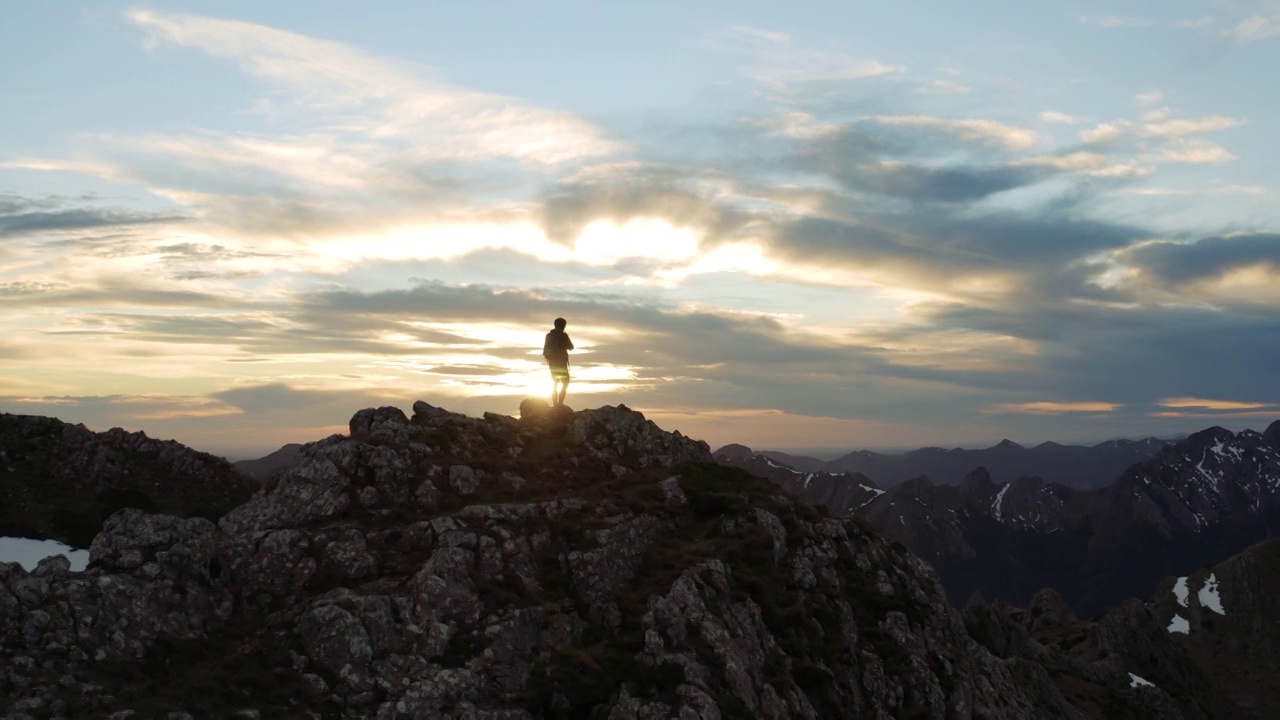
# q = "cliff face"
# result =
<box><xmin>0</xmin><ymin>413</ymin><xmax>257</xmax><ymax>547</ymax></box>
<box><xmin>1</xmin><ymin>402</ymin><xmax>1199</xmax><ymax>718</ymax></box>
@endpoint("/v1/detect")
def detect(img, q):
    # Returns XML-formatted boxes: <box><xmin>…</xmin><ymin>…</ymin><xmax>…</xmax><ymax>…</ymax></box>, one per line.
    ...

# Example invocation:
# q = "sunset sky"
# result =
<box><xmin>2</xmin><ymin>2</ymin><xmax>1278</xmax><ymax>458</ymax></box>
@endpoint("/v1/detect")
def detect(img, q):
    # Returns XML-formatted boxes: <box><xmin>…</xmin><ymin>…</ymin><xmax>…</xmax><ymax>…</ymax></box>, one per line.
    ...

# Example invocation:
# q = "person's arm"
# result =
<box><xmin>565</xmin><ymin>334</ymin><xmax>574</xmax><ymax>351</ymax></box>
<box><xmin>542</xmin><ymin>333</ymin><xmax>552</xmax><ymax>359</ymax></box>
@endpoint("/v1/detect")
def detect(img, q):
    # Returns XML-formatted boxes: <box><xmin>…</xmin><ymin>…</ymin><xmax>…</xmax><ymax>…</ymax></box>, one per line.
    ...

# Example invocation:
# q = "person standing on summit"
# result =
<box><xmin>543</xmin><ymin>317</ymin><xmax>574</xmax><ymax>407</ymax></box>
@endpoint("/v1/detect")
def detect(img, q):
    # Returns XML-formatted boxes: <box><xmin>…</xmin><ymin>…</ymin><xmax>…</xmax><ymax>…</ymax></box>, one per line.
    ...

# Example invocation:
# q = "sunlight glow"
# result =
<box><xmin>573</xmin><ymin>219</ymin><xmax>700</xmax><ymax>265</ymax></box>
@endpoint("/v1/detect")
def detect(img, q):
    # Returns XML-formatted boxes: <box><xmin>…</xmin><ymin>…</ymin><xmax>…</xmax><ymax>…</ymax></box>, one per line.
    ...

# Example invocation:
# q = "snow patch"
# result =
<box><xmin>1173</xmin><ymin>577</ymin><xmax>1189</xmax><ymax>608</ymax></box>
<box><xmin>0</xmin><ymin>537</ymin><xmax>90</xmax><ymax>572</ymax></box>
<box><xmin>1198</xmin><ymin>573</ymin><xmax>1226</xmax><ymax>615</ymax></box>
<box><xmin>1129</xmin><ymin>673</ymin><xmax>1155</xmax><ymax>689</ymax></box>
<box><xmin>992</xmin><ymin>483</ymin><xmax>1010</xmax><ymax>521</ymax></box>
<box><xmin>1167</xmin><ymin>614</ymin><xmax>1190</xmax><ymax>634</ymax></box>
<box><xmin>803</xmin><ymin>473</ymin><xmax>814</xmax><ymax>489</ymax></box>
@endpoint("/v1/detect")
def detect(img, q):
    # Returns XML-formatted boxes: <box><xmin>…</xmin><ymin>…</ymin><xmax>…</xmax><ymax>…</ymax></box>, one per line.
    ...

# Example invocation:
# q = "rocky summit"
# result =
<box><xmin>1</xmin><ymin>401</ymin><xmax>1219</xmax><ymax>718</ymax></box>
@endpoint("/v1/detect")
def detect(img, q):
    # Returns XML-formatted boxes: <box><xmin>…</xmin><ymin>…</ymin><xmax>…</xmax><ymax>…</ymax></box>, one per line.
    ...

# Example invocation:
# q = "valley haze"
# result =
<box><xmin>2</xmin><ymin>3</ymin><xmax>1278</xmax><ymax>458</ymax></box>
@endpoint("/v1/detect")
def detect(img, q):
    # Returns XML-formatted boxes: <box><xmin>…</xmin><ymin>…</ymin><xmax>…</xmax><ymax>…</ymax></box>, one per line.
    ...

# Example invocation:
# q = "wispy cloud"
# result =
<box><xmin>126</xmin><ymin>9</ymin><xmax>621</xmax><ymax>166</ymax></box>
<box><xmin>989</xmin><ymin>401</ymin><xmax>1121</xmax><ymax>414</ymax></box>
<box><xmin>1040</xmin><ymin>111</ymin><xmax>1082</xmax><ymax>124</ymax></box>
<box><xmin>1159</xmin><ymin>397</ymin><xmax>1270</xmax><ymax>410</ymax></box>
<box><xmin>1079</xmin><ymin>15</ymin><xmax>1154</xmax><ymax>28</ymax></box>
<box><xmin>1135</xmin><ymin>90</ymin><xmax>1164</xmax><ymax>106</ymax></box>
<box><xmin>1139</xmin><ymin>138</ymin><xmax>1235</xmax><ymax>164</ymax></box>
<box><xmin>714</xmin><ymin>26</ymin><xmax>905</xmax><ymax>89</ymax></box>
<box><xmin>915</xmin><ymin>79</ymin><xmax>971</xmax><ymax>95</ymax></box>
<box><xmin>1229</xmin><ymin>13</ymin><xmax>1280</xmax><ymax>43</ymax></box>
<box><xmin>872</xmin><ymin>115</ymin><xmax>1038</xmax><ymax>150</ymax></box>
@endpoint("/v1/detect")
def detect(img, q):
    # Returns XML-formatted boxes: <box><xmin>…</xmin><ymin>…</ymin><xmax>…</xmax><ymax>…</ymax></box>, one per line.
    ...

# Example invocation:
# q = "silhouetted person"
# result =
<box><xmin>542</xmin><ymin>317</ymin><xmax>574</xmax><ymax>407</ymax></box>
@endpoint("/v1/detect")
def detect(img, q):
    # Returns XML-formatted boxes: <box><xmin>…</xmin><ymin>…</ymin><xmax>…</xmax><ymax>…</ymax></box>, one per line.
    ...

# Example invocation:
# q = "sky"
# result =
<box><xmin>2</xmin><ymin>1</ymin><xmax>1279</xmax><ymax>459</ymax></box>
<box><xmin>0</xmin><ymin>536</ymin><xmax>89</xmax><ymax>570</ymax></box>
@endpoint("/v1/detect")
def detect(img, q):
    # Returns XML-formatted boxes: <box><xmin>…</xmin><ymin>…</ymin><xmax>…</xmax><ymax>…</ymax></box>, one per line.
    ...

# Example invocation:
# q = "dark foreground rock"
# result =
<box><xmin>0</xmin><ymin>402</ymin><xmax>1206</xmax><ymax>718</ymax></box>
<box><xmin>0</xmin><ymin>413</ymin><xmax>257</xmax><ymax>547</ymax></box>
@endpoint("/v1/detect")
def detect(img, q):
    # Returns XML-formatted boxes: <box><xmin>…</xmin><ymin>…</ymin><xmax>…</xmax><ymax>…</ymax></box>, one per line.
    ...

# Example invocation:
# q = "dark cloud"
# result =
<box><xmin>540</xmin><ymin>165</ymin><xmax>754</xmax><ymax>246</ymax></box>
<box><xmin>1120</xmin><ymin>232</ymin><xmax>1280</xmax><ymax>286</ymax></box>
<box><xmin>0</xmin><ymin>192</ymin><xmax>186</xmax><ymax>238</ymax></box>
<box><xmin>848</xmin><ymin>163</ymin><xmax>1048</xmax><ymax>203</ymax></box>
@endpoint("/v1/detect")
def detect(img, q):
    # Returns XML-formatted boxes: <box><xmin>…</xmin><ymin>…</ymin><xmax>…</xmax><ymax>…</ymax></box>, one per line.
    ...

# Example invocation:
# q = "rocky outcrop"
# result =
<box><xmin>0</xmin><ymin>400</ymin><xmax>1144</xmax><ymax>719</ymax></box>
<box><xmin>964</xmin><ymin>588</ymin><xmax>1250</xmax><ymax>720</ymax></box>
<box><xmin>0</xmin><ymin>413</ymin><xmax>257</xmax><ymax>547</ymax></box>
<box><xmin>1147</xmin><ymin>536</ymin><xmax>1280</xmax><ymax>718</ymax></box>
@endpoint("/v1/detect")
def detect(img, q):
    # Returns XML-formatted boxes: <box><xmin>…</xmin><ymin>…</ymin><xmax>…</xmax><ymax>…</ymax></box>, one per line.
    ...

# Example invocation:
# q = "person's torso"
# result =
<box><xmin>545</xmin><ymin>330</ymin><xmax>570</xmax><ymax>363</ymax></box>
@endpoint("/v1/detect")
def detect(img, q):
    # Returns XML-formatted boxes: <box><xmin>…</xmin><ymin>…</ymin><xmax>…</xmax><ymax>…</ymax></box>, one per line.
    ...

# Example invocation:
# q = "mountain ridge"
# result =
<box><xmin>724</xmin><ymin>434</ymin><xmax>1172</xmax><ymax>490</ymax></box>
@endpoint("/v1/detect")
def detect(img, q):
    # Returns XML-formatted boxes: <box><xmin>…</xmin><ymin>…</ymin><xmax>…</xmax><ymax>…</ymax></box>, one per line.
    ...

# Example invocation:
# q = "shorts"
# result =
<box><xmin>549</xmin><ymin>365</ymin><xmax>570</xmax><ymax>379</ymax></box>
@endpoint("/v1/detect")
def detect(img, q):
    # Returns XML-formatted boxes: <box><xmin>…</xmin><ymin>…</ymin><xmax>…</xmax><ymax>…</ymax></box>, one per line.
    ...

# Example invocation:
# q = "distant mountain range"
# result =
<box><xmin>722</xmin><ymin>435</ymin><xmax>1171</xmax><ymax>490</ymax></box>
<box><xmin>718</xmin><ymin>421</ymin><xmax>1280</xmax><ymax>618</ymax></box>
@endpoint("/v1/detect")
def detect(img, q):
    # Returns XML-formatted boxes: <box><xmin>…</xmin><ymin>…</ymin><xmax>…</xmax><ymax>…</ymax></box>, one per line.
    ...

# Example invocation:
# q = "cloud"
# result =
<box><xmin>1116</xmin><ymin>232</ymin><xmax>1280</xmax><ymax>290</ymax></box>
<box><xmin>1229</xmin><ymin>13</ymin><xmax>1280</xmax><ymax>43</ymax></box>
<box><xmin>915</xmin><ymin>79</ymin><xmax>970</xmax><ymax>95</ymax></box>
<box><xmin>1079</xmin><ymin>15</ymin><xmax>1154</xmax><ymax>28</ymax></box>
<box><xmin>126</xmin><ymin>9</ymin><xmax>620</xmax><ymax>167</ymax></box>
<box><xmin>1158</xmin><ymin>397</ymin><xmax>1270</xmax><ymax>410</ymax></box>
<box><xmin>1080</xmin><ymin>122</ymin><xmax>1123</xmax><ymax>145</ymax></box>
<box><xmin>1013</xmin><ymin>152</ymin><xmax>1148</xmax><ymax>177</ymax></box>
<box><xmin>1126</xmin><ymin>184</ymin><xmax>1265</xmax><ymax>196</ymax></box>
<box><xmin>1176</xmin><ymin>16</ymin><xmax>1216</xmax><ymax>30</ymax></box>
<box><xmin>8</xmin><ymin>9</ymin><xmax>626</xmax><ymax>247</ymax></box>
<box><xmin>872</xmin><ymin>115</ymin><xmax>1038</xmax><ymax>151</ymax></box>
<box><xmin>1139</xmin><ymin>138</ymin><xmax>1235</xmax><ymax>164</ymax></box>
<box><xmin>714</xmin><ymin>26</ymin><xmax>905</xmax><ymax>88</ymax></box>
<box><xmin>0</xmin><ymin>192</ymin><xmax>185</xmax><ymax>238</ymax></box>
<box><xmin>1040</xmin><ymin>111</ymin><xmax>1082</xmax><ymax>124</ymax></box>
<box><xmin>1139</xmin><ymin>115</ymin><xmax>1244</xmax><ymax>138</ymax></box>
<box><xmin>988</xmin><ymin>401</ymin><xmax>1120</xmax><ymax>414</ymax></box>
<box><xmin>1135</xmin><ymin>91</ymin><xmax>1164</xmax><ymax>106</ymax></box>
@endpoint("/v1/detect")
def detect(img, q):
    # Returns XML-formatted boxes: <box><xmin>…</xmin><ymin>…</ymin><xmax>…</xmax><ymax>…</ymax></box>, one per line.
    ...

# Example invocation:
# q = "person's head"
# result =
<box><xmin>553</xmin><ymin>317</ymin><xmax>567</xmax><ymax>330</ymax></box>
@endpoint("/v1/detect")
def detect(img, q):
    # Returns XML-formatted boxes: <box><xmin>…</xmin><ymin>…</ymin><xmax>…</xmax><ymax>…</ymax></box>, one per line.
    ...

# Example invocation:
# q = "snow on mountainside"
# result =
<box><xmin>711</xmin><ymin>445</ymin><xmax>884</xmax><ymax>513</ymax></box>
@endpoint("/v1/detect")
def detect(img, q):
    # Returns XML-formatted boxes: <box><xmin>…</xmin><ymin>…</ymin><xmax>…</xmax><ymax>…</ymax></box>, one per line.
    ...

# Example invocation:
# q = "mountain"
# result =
<box><xmin>233</xmin><ymin>442</ymin><xmax>305</xmax><ymax>481</ymax></box>
<box><xmin>0</xmin><ymin>413</ymin><xmax>257</xmax><ymax>547</ymax></box>
<box><xmin>1147</xmin><ymin>536</ymin><xmax>1280</xmax><ymax>717</ymax></box>
<box><xmin>963</xmin><ymin>587</ymin><xmax>1248</xmax><ymax>720</ymax></box>
<box><xmin>717</xmin><ymin>435</ymin><xmax>1168</xmax><ymax>490</ymax></box>
<box><xmin>968</xmin><ymin>534</ymin><xmax>1280</xmax><ymax>719</ymax></box>
<box><xmin>0</xmin><ymin>400</ymin><xmax>1202</xmax><ymax>718</ymax></box>
<box><xmin>826</xmin><ymin>436</ymin><xmax>1169</xmax><ymax>489</ymax></box>
<box><xmin>728</xmin><ymin>422</ymin><xmax>1280</xmax><ymax>618</ymax></box>
<box><xmin>711</xmin><ymin>444</ymin><xmax>885</xmax><ymax>514</ymax></box>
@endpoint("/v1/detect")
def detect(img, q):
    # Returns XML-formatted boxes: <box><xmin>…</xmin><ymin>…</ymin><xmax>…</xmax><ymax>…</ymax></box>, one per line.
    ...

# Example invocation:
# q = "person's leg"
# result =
<box><xmin>550</xmin><ymin>366</ymin><xmax>569</xmax><ymax>406</ymax></box>
<box><xmin>557</xmin><ymin>374</ymin><xmax>569</xmax><ymax>406</ymax></box>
